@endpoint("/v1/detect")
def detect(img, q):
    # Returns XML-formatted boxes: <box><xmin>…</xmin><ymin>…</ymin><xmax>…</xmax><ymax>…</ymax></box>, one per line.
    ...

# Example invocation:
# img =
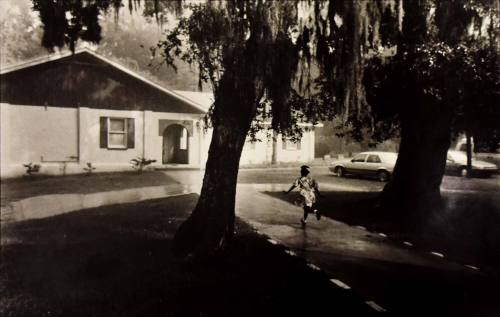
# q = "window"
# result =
<box><xmin>100</xmin><ymin>117</ymin><xmax>135</xmax><ymax>149</ymax></box>
<box><xmin>367</xmin><ymin>155</ymin><xmax>381</xmax><ymax>163</ymax></box>
<box><xmin>282</xmin><ymin>139</ymin><xmax>301</xmax><ymax>151</ymax></box>
<box><xmin>109</xmin><ymin>118</ymin><xmax>127</xmax><ymax>148</ymax></box>
<box><xmin>352</xmin><ymin>154</ymin><xmax>367</xmax><ymax>162</ymax></box>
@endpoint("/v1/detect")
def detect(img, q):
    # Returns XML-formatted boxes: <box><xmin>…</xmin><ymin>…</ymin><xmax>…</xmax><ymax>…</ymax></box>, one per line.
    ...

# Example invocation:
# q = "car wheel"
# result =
<box><xmin>377</xmin><ymin>170</ymin><xmax>390</xmax><ymax>182</ymax></box>
<box><xmin>460</xmin><ymin>167</ymin><xmax>468</xmax><ymax>177</ymax></box>
<box><xmin>335</xmin><ymin>166</ymin><xmax>345</xmax><ymax>177</ymax></box>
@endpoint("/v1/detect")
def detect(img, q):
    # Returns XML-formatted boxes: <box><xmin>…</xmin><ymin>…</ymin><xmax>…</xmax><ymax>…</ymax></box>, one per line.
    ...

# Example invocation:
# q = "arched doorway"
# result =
<box><xmin>163</xmin><ymin>124</ymin><xmax>189</xmax><ymax>164</ymax></box>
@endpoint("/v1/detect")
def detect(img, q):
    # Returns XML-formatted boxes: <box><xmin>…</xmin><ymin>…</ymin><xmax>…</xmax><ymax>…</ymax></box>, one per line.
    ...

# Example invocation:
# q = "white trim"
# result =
<box><xmin>0</xmin><ymin>48</ymin><xmax>207</xmax><ymax>113</ymax></box>
<box><xmin>0</xmin><ymin>50</ymin><xmax>76</xmax><ymax>75</ymax></box>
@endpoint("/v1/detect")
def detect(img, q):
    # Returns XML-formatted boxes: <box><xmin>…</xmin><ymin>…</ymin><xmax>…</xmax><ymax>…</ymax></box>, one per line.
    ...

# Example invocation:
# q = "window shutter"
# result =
<box><xmin>282</xmin><ymin>140</ymin><xmax>286</xmax><ymax>150</ymax></box>
<box><xmin>100</xmin><ymin>117</ymin><xmax>108</xmax><ymax>148</ymax></box>
<box><xmin>127</xmin><ymin>118</ymin><xmax>135</xmax><ymax>148</ymax></box>
<box><xmin>297</xmin><ymin>139</ymin><xmax>301</xmax><ymax>150</ymax></box>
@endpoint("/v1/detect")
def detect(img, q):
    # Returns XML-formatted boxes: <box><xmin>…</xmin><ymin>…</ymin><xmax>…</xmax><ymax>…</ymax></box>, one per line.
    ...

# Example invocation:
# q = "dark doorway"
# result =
<box><xmin>162</xmin><ymin>124</ymin><xmax>189</xmax><ymax>164</ymax></box>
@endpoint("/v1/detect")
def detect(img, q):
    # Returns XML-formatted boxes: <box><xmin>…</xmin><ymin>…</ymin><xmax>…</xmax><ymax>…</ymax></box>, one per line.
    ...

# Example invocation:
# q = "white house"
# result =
<box><xmin>0</xmin><ymin>49</ymin><xmax>316</xmax><ymax>178</ymax></box>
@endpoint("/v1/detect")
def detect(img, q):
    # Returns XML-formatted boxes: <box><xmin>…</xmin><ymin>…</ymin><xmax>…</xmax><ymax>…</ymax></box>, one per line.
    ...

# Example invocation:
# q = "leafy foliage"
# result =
<box><xmin>23</xmin><ymin>163</ymin><xmax>41</xmax><ymax>176</ymax></box>
<box><xmin>130</xmin><ymin>157</ymin><xmax>156</xmax><ymax>172</ymax></box>
<box><xmin>363</xmin><ymin>0</ymin><xmax>499</xmax><ymax>149</ymax></box>
<box><xmin>83</xmin><ymin>162</ymin><xmax>96</xmax><ymax>176</ymax></box>
<box><xmin>28</xmin><ymin>0</ymin><xmax>499</xmax><ymax>149</ymax></box>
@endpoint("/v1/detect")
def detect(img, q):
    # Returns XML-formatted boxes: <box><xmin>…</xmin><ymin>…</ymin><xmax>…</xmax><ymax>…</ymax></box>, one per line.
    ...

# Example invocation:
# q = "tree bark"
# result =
<box><xmin>172</xmin><ymin>69</ymin><xmax>259</xmax><ymax>257</ymax></box>
<box><xmin>271</xmin><ymin>130</ymin><xmax>278</xmax><ymax>165</ymax></box>
<box><xmin>381</xmin><ymin>97</ymin><xmax>453</xmax><ymax>229</ymax></box>
<box><xmin>172</xmin><ymin>122</ymin><xmax>249</xmax><ymax>256</ymax></box>
<box><xmin>466</xmin><ymin>130</ymin><xmax>473</xmax><ymax>177</ymax></box>
<box><xmin>378</xmin><ymin>0</ymin><xmax>456</xmax><ymax>229</ymax></box>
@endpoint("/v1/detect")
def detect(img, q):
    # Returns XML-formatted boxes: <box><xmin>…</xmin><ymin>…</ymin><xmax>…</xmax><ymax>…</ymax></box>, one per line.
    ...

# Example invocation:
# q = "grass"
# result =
<box><xmin>0</xmin><ymin>194</ymin><xmax>376</xmax><ymax>317</ymax></box>
<box><xmin>0</xmin><ymin>171</ymin><xmax>179</xmax><ymax>207</ymax></box>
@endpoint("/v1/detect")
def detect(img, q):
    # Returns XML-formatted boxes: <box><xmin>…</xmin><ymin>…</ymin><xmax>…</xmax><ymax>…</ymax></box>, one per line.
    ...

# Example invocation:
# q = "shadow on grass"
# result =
<box><xmin>1</xmin><ymin>171</ymin><xmax>179</xmax><ymax>206</ymax></box>
<box><xmin>1</xmin><ymin>194</ymin><xmax>375</xmax><ymax>317</ymax></box>
<box><xmin>265</xmin><ymin>191</ymin><xmax>500</xmax><ymax>276</ymax></box>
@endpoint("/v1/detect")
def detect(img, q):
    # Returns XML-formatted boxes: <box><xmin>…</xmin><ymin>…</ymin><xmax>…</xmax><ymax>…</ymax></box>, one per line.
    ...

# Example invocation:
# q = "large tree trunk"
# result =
<box><xmin>381</xmin><ymin>98</ymin><xmax>453</xmax><ymax>229</ymax></box>
<box><xmin>378</xmin><ymin>0</ymin><xmax>455</xmax><ymax>229</ymax></box>
<box><xmin>172</xmin><ymin>69</ymin><xmax>259</xmax><ymax>257</ymax></box>
<box><xmin>172</xmin><ymin>121</ymin><xmax>249</xmax><ymax>256</ymax></box>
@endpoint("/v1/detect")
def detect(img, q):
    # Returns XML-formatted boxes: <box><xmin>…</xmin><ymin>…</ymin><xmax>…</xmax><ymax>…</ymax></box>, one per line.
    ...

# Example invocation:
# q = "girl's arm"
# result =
<box><xmin>284</xmin><ymin>184</ymin><xmax>296</xmax><ymax>194</ymax></box>
<box><xmin>313</xmin><ymin>179</ymin><xmax>323</xmax><ymax>197</ymax></box>
<box><xmin>314</xmin><ymin>187</ymin><xmax>323</xmax><ymax>198</ymax></box>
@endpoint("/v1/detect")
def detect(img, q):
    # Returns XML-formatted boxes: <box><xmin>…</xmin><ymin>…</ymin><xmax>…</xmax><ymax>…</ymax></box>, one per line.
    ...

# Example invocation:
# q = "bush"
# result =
<box><xmin>83</xmin><ymin>162</ymin><xmax>96</xmax><ymax>176</ymax></box>
<box><xmin>130</xmin><ymin>157</ymin><xmax>156</xmax><ymax>173</ymax></box>
<box><xmin>23</xmin><ymin>163</ymin><xmax>41</xmax><ymax>177</ymax></box>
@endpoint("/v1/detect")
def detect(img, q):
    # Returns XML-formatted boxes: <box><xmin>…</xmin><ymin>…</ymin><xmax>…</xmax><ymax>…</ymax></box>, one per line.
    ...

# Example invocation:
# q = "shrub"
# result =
<box><xmin>83</xmin><ymin>162</ymin><xmax>96</xmax><ymax>176</ymax></box>
<box><xmin>130</xmin><ymin>157</ymin><xmax>156</xmax><ymax>173</ymax></box>
<box><xmin>23</xmin><ymin>163</ymin><xmax>41</xmax><ymax>177</ymax></box>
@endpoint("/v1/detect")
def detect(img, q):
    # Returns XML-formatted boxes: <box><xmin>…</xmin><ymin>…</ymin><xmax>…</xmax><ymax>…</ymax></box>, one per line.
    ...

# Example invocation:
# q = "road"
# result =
<box><xmin>237</xmin><ymin>166</ymin><xmax>500</xmax><ymax>194</ymax></box>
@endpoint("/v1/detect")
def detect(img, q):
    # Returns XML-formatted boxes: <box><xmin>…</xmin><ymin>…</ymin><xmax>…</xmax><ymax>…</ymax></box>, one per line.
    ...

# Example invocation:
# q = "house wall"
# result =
<box><xmin>237</xmin><ymin>129</ymin><xmax>316</xmax><ymax>165</ymax></box>
<box><xmin>0</xmin><ymin>104</ymin><xmax>207</xmax><ymax>178</ymax></box>
<box><xmin>276</xmin><ymin>130</ymin><xmax>315</xmax><ymax>163</ymax></box>
<box><xmin>147</xmin><ymin>111</ymin><xmax>204</xmax><ymax>167</ymax></box>
<box><xmin>0</xmin><ymin>103</ymin><xmax>316</xmax><ymax>178</ymax></box>
<box><xmin>81</xmin><ymin>107</ymin><xmax>144</xmax><ymax>170</ymax></box>
<box><xmin>1</xmin><ymin>103</ymin><xmax>79</xmax><ymax>177</ymax></box>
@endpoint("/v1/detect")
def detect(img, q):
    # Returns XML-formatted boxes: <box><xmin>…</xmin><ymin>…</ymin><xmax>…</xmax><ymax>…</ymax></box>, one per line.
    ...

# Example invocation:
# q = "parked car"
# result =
<box><xmin>446</xmin><ymin>150</ymin><xmax>498</xmax><ymax>177</ymax></box>
<box><xmin>329</xmin><ymin>151</ymin><xmax>398</xmax><ymax>182</ymax></box>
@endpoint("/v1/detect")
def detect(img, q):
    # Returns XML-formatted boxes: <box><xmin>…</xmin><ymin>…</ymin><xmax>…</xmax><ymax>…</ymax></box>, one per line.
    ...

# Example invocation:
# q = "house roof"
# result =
<box><xmin>173</xmin><ymin>90</ymin><xmax>214</xmax><ymax>112</ymax></box>
<box><xmin>0</xmin><ymin>48</ymin><xmax>207</xmax><ymax>114</ymax></box>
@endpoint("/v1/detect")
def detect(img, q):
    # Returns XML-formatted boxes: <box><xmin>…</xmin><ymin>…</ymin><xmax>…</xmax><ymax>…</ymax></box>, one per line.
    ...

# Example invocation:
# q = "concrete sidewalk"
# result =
<box><xmin>1</xmin><ymin>181</ymin><xmax>498</xmax><ymax>315</ymax></box>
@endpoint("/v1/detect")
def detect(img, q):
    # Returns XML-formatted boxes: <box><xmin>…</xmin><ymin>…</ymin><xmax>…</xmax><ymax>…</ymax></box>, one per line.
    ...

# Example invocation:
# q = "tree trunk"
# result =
<box><xmin>378</xmin><ymin>0</ymin><xmax>455</xmax><ymax>229</ymax></box>
<box><xmin>271</xmin><ymin>130</ymin><xmax>278</xmax><ymax>165</ymax></box>
<box><xmin>172</xmin><ymin>69</ymin><xmax>259</xmax><ymax>257</ymax></box>
<box><xmin>381</xmin><ymin>98</ymin><xmax>453</xmax><ymax>229</ymax></box>
<box><xmin>466</xmin><ymin>131</ymin><xmax>473</xmax><ymax>177</ymax></box>
<box><xmin>172</xmin><ymin>122</ymin><xmax>249</xmax><ymax>257</ymax></box>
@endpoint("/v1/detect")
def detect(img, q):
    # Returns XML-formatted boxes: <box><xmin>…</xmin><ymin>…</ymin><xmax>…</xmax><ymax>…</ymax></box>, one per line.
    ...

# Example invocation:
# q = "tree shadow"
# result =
<box><xmin>1</xmin><ymin>194</ymin><xmax>376</xmax><ymax>317</ymax></box>
<box><xmin>265</xmin><ymin>190</ymin><xmax>500</xmax><ymax>276</ymax></box>
<box><xmin>1</xmin><ymin>171</ymin><xmax>180</xmax><ymax>206</ymax></box>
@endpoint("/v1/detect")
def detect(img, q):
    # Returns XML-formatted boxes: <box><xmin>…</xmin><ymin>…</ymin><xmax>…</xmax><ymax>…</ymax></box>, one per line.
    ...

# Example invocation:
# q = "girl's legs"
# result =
<box><xmin>314</xmin><ymin>204</ymin><xmax>321</xmax><ymax>220</ymax></box>
<box><xmin>301</xmin><ymin>206</ymin><xmax>310</xmax><ymax>226</ymax></box>
<box><xmin>304</xmin><ymin>206</ymin><xmax>311</xmax><ymax>220</ymax></box>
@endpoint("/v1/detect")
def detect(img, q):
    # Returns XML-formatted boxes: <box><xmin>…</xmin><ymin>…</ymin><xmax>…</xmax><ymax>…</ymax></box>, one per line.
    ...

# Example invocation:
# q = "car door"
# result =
<box><xmin>365</xmin><ymin>154</ymin><xmax>382</xmax><ymax>176</ymax></box>
<box><xmin>348</xmin><ymin>154</ymin><xmax>368</xmax><ymax>174</ymax></box>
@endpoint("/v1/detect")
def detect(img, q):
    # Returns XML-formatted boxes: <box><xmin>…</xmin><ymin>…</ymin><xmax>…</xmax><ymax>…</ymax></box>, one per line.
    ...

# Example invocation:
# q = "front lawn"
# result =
<box><xmin>1</xmin><ymin>171</ymin><xmax>179</xmax><ymax>207</ymax></box>
<box><xmin>1</xmin><ymin>194</ymin><xmax>375</xmax><ymax>317</ymax></box>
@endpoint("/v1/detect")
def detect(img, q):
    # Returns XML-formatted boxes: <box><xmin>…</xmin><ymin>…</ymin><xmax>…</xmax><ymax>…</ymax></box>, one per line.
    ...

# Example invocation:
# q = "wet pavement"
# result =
<box><xmin>1</xmin><ymin>184</ymin><xmax>200</xmax><ymax>222</ymax></box>
<box><xmin>235</xmin><ymin>185</ymin><xmax>499</xmax><ymax>316</ymax></box>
